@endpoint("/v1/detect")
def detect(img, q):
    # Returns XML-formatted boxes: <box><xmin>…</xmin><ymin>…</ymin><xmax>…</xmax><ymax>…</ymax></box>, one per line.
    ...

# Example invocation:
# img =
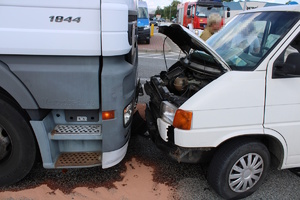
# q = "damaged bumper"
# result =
<box><xmin>145</xmin><ymin>77</ymin><xmax>213</xmax><ymax>163</ymax></box>
<box><xmin>146</xmin><ymin>106</ymin><xmax>213</xmax><ymax>163</ymax></box>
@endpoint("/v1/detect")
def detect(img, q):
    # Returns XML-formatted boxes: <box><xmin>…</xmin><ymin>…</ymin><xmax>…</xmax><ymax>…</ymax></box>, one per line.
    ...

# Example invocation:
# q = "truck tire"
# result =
<box><xmin>207</xmin><ymin>139</ymin><xmax>270</xmax><ymax>199</ymax></box>
<box><xmin>0</xmin><ymin>98</ymin><xmax>36</xmax><ymax>186</ymax></box>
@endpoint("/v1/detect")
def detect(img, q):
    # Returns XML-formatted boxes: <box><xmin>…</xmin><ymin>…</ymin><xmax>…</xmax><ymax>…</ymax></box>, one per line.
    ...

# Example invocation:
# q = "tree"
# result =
<box><xmin>155</xmin><ymin>0</ymin><xmax>180</xmax><ymax>20</ymax></box>
<box><xmin>155</xmin><ymin>6</ymin><xmax>163</xmax><ymax>17</ymax></box>
<box><xmin>170</xmin><ymin>1</ymin><xmax>181</xmax><ymax>19</ymax></box>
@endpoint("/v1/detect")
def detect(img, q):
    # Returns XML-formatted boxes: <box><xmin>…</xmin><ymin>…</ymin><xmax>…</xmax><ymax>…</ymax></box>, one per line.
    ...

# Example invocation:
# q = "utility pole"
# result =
<box><xmin>243</xmin><ymin>0</ymin><xmax>247</xmax><ymax>11</ymax></box>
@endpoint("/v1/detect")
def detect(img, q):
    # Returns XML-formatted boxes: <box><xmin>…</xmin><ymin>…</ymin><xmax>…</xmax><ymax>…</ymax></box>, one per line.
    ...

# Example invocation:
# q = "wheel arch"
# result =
<box><xmin>0</xmin><ymin>60</ymin><xmax>38</xmax><ymax>110</ymax></box>
<box><xmin>214</xmin><ymin>133</ymin><xmax>286</xmax><ymax>169</ymax></box>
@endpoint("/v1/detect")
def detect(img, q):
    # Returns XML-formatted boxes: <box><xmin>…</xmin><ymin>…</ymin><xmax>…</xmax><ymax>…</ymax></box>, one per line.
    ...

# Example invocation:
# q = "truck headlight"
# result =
<box><xmin>160</xmin><ymin>101</ymin><xmax>177</xmax><ymax>124</ymax></box>
<box><xmin>124</xmin><ymin>102</ymin><xmax>134</xmax><ymax>127</ymax></box>
<box><xmin>144</xmin><ymin>25</ymin><xmax>150</xmax><ymax>29</ymax></box>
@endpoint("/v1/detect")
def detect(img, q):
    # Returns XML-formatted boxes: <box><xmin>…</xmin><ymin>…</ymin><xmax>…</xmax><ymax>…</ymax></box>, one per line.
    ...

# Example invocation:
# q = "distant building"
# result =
<box><xmin>223</xmin><ymin>1</ymin><xmax>283</xmax><ymax>23</ymax></box>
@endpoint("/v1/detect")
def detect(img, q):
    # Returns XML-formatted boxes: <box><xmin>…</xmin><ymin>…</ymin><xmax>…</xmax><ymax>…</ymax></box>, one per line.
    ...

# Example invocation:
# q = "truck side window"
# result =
<box><xmin>187</xmin><ymin>5</ymin><xmax>191</xmax><ymax>16</ymax></box>
<box><xmin>273</xmin><ymin>33</ymin><xmax>300</xmax><ymax>78</ymax></box>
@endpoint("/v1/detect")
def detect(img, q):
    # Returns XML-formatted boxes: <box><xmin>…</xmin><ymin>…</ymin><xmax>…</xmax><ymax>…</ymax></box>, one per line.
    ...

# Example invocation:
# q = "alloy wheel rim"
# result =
<box><xmin>228</xmin><ymin>153</ymin><xmax>264</xmax><ymax>193</ymax></box>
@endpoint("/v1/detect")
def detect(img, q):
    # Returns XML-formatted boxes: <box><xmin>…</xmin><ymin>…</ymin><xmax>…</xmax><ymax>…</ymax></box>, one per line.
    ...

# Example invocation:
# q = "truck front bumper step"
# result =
<box><xmin>50</xmin><ymin>125</ymin><xmax>102</xmax><ymax>140</ymax></box>
<box><xmin>55</xmin><ymin>152</ymin><xmax>101</xmax><ymax>168</ymax></box>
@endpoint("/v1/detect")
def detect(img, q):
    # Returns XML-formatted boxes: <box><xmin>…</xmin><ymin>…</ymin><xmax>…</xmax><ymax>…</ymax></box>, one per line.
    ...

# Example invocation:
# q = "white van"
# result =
<box><xmin>145</xmin><ymin>5</ymin><xmax>300</xmax><ymax>199</ymax></box>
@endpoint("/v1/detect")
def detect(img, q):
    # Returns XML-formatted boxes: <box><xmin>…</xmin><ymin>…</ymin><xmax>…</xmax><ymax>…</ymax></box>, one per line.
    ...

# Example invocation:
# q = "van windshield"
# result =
<box><xmin>207</xmin><ymin>11</ymin><xmax>300</xmax><ymax>71</ymax></box>
<box><xmin>138</xmin><ymin>7</ymin><xmax>148</xmax><ymax>19</ymax></box>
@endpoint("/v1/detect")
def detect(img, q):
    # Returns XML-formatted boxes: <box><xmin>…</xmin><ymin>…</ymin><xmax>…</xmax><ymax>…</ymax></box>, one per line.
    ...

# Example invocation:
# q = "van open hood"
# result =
<box><xmin>159</xmin><ymin>24</ymin><xmax>231</xmax><ymax>71</ymax></box>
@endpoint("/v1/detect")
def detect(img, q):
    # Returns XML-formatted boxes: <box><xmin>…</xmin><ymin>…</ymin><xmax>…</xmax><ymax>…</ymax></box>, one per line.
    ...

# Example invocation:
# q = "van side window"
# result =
<box><xmin>273</xmin><ymin>33</ymin><xmax>300</xmax><ymax>78</ymax></box>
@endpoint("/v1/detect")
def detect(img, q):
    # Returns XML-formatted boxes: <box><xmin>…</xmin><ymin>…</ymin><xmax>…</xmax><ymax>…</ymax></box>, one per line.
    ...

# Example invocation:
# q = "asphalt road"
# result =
<box><xmin>1</xmin><ymin>51</ymin><xmax>300</xmax><ymax>200</ymax></box>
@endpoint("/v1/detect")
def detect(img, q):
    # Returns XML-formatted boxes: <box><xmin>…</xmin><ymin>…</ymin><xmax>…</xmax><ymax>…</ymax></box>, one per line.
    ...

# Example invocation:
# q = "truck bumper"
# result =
<box><xmin>102</xmin><ymin>140</ymin><xmax>129</xmax><ymax>168</ymax></box>
<box><xmin>145</xmin><ymin>104</ymin><xmax>213</xmax><ymax>163</ymax></box>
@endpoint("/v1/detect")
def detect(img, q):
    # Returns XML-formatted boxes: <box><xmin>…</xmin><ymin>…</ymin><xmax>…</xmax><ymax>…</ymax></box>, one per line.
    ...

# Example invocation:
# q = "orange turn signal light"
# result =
<box><xmin>173</xmin><ymin>109</ymin><xmax>192</xmax><ymax>130</ymax></box>
<box><xmin>102</xmin><ymin>110</ymin><xmax>115</xmax><ymax>120</ymax></box>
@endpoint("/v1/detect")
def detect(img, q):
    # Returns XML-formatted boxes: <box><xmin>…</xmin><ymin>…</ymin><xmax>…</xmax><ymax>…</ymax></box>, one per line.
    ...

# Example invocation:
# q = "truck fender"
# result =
<box><xmin>0</xmin><ymin>61</ymin><xmax>38</xmax><ymax>109</ymax></box>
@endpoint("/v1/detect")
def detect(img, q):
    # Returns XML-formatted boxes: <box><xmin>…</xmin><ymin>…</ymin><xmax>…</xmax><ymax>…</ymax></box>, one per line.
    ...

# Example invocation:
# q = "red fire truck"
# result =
<box><xmin>177</xmin><ymin>0</ymin><xmax>229</xmax><ymax>36</ymax></box>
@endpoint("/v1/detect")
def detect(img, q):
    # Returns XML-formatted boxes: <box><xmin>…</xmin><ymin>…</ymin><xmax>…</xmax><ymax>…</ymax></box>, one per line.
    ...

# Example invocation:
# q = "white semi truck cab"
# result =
<box><xmin>0</xmin><ymin>0</ymin><xmax>139</xmax><ymax>186</ymax></box>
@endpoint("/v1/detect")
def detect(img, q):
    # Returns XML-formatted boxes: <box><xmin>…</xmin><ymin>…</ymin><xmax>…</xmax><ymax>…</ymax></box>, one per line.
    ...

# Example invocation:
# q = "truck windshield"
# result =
<box><xmin>196</xmin><ymin>6</ymin><xmax>224</xmax><ymax>17</ymax></box>
<box><xmin>207</xmin><ymin>11</ymin><xmax>300</xmax><ymax>71</ymax></box>
<box><xmin>138</xmin><ymin>7</ymin><xmax>148</xmax><ymax>19</ymax></box>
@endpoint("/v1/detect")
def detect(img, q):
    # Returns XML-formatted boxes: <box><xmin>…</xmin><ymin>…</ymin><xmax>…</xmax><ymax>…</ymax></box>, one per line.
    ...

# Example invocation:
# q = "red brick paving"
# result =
<box><xmin>138</xmin><ymin>33</ymin><xmax>171</xmax><ymax>52</ymax></box>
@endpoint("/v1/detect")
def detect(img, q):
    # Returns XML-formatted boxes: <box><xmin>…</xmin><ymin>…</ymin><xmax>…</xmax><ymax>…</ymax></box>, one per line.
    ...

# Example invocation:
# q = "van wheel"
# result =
<box><xmin>207</xmin><ymin>139</ymin><xmax>270</xmax><ymax>199</ymax></box>
<box><xmin>146</xmin><ymin>39</ymin><xmax>150</xmax><ymax>44</ymax></box>
<box><xmin>0</xmin><ymin>98</ymin><xmax>36</xmax><ymax>186</ymax></box>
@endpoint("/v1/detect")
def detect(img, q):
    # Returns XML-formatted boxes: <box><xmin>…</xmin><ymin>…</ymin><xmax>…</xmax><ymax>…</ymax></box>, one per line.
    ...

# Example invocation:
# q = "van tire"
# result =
<box><xmin>207</xmin><ymin>139</ymin><xmax>270</xmax><ymax>199</ymax></box>
<box><xmin>0</xmin><ymin>98</ymin><xmax>36</xmax><ymax>186</ymax></box>
<box><xmin>146</xmin><ymin>38</ymin><xmax>150</xmax><ymax>44</ymax></box>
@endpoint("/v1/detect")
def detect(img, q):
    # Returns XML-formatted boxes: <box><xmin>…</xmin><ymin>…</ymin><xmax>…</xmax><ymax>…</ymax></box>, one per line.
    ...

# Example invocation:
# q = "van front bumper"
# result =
<box><xmin>145</xmin><ymin>104</ymin><xmax>213</xmax><ymax>163</ymax></box>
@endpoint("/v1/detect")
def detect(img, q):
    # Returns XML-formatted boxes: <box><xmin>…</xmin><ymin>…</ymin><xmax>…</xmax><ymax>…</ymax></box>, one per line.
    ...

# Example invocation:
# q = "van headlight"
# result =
<box><xmin>173</xmin><ymin>109</ymin><xmax>193</xmax><ymax>130</ymax></box>
<box><xmin>160</xmin><ymin>101</ymin><xmax>177</xmax><ymax>124</ymax></box>
<box><xmin>144</xmin><ymin>25</ymin><xmax>150</xmax><ymax>29</ymax></box>
<box><xmin>124</xmin><ymin>102</ymin><xmax>134</xmax><ymax>127</ymax></box>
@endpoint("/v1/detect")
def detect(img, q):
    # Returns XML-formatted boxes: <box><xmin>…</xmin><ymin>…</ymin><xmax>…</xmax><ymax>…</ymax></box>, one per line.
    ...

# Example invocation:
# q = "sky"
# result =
<box><xmin>145</xmin><ymin>0</ymin><xmax>299</xmax><ymax>11</ymax></box>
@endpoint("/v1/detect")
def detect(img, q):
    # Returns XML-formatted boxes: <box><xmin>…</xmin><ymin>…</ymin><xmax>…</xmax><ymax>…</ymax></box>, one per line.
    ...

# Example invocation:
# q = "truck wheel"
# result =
<box><xmin>207</xmin><ymin>139</ymin><xmax>270</xmax><ymax>199</ymax></box>
<box><xmin>0</xmin><ymin>98</ymin><xmax>36</xmax><ymax>186</ymax></box>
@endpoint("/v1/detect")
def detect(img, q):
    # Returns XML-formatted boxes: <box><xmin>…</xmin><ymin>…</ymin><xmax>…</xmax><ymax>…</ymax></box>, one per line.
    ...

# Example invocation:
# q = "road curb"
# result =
<box><xmin>138</xmin><ymin>48</ymin><xmax>172</xmax><ymax>53</ymax></box>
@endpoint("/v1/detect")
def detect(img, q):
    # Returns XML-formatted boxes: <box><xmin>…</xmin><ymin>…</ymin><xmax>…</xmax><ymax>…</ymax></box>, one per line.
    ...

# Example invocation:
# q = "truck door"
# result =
<box><xmin>264</xmin><ymin>27</ymin><xmax>300</xmax><ymax>167</ymax></box>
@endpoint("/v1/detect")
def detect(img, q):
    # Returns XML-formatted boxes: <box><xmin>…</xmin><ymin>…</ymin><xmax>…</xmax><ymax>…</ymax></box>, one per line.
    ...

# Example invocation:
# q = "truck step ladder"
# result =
<box><xmin>50</xmin><ymin>125</ymin><xmax>102</xmax><ymax>168</ymax></box>
<box><xmin>55</xmin><ymin>152</ymin><xmax>101</xmax><ymax>167</ymax></box>
<box><xmin>31</xmin><ymin>116</ymin><xmax>103</xmax><ymax>169</ymax></box>
<box><xmin>50</xmin><ymin>125</ymin><xmax>101</xmax><ymax>140</ymax></box>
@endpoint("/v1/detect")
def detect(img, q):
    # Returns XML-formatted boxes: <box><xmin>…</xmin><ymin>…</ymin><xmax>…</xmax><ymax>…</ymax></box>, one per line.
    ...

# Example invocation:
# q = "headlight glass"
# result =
<box><xmin>124</xmin><ymin>102</ymin><xmax>133</xmax><ymax>127</ymax></box>
<box><xmin>160</xmin><ymin>101</ymin><xmax>178</xmax><ymax>124</ymax></box>
<box><xmin>144</xmin><ymin>25</ymin><xmax>150</xmax><ymax>29</ymax></box>
<box><xmin>173</xmin><ymin>109</ymin><xmax>193</xmax><ymax>130</ymax></box>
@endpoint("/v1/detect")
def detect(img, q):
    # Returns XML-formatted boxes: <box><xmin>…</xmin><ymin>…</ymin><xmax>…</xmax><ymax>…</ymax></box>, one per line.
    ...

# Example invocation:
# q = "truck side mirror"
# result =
<box><xmin>227</xmin><ymin>7</ymin><xmax>230</xmax><ymax>18</ymax></box>
<box><xmin>187</xmin><ymin>5</ymin><xmax>192</xmax><ymax>17</ymax></box>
